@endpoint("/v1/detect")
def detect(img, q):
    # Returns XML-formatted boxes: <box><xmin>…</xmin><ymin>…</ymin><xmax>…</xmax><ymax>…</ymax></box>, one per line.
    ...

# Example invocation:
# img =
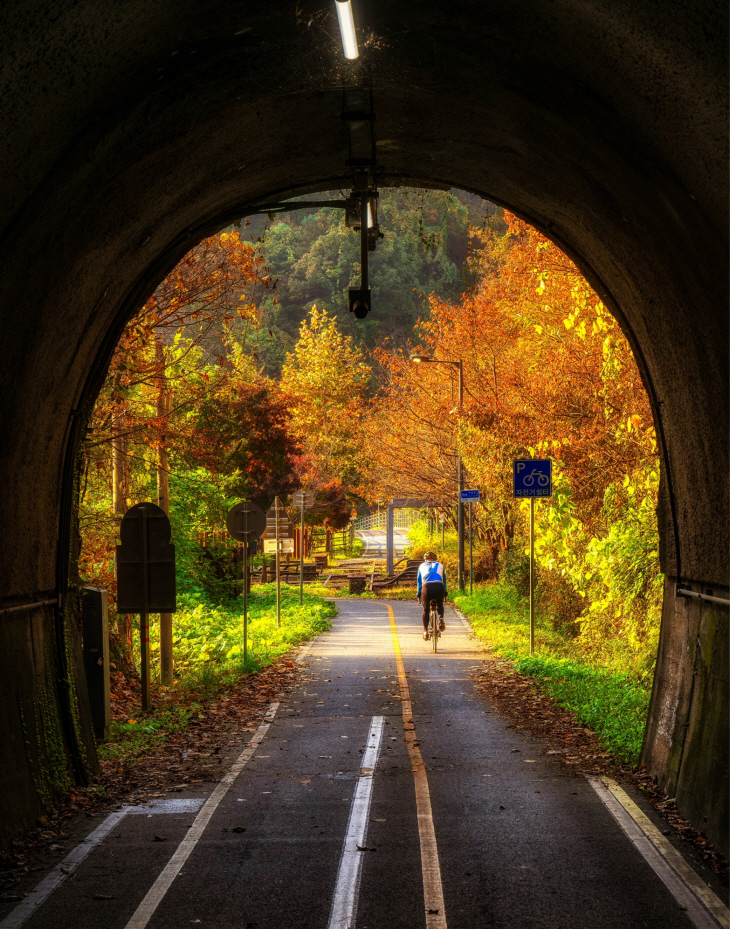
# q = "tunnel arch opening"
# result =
<box><xmin>72</xmin><ymin>182</ymin><xmax>667</xmax><ymax>777</ymax></box>
<box><xmin>0</xmin><ymin>0</ymin><xmax>725</xmax><ymax>857</ymax></box>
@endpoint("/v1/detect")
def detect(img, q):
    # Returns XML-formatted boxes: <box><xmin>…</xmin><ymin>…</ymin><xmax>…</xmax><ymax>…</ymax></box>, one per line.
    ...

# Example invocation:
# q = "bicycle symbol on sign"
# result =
<box><xmin>522</xmin><ymin>469</ymin><xmax>550</xmax><ymax>487</ymax></box>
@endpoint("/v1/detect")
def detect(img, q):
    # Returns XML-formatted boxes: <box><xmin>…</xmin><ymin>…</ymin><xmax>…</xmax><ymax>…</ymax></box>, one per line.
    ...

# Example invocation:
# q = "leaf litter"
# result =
<box><xmin>470</xmin><ymin>654</ymin><xmax>728</xmax><ymax>886</ymax></box>
<box><xmin>0</xmin><ymin>654</ymin><xmax>306</xmax><ymax>904</ymax></box>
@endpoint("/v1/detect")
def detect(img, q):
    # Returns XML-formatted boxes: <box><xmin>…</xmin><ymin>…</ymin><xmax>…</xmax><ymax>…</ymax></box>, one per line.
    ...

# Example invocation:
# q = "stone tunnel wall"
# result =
<box><xmin>643</xmin><ymin>581</ymin><xmax>729</xmax><ymax>855</ymax></box>
<box><xmin>0</xmin><ymin>601</ymin><xmax>98</xmax><ymax>848</ymax></box>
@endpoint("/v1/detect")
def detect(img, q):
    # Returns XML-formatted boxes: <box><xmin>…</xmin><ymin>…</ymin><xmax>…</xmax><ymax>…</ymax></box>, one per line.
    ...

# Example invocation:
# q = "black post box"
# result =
<box><xmin>81</xmin><ymin>587</ymin><xmax>111</xmax><ymax>740</ymax></box>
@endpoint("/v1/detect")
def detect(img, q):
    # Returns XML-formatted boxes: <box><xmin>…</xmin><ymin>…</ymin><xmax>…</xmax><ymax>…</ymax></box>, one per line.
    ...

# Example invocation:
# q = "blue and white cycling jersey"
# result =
<box><xmin>417</xmin><ymin>561</ymin><xmax>448</xmax><ymax>596</ymax></box>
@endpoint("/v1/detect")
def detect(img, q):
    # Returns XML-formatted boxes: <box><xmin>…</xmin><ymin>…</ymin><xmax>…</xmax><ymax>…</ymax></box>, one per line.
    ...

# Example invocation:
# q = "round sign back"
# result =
<box><xmin>226</xmin><ymin>501</ymin><xmax>266</xmax><ymax>541</ymax></box>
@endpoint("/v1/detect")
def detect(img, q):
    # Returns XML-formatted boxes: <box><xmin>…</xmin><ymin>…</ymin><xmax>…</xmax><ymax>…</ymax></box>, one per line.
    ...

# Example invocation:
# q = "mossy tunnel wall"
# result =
<box><xmin>0</xmin><ymin>1</ymin><xmax>726</xmax><ymax>852</ymax></box>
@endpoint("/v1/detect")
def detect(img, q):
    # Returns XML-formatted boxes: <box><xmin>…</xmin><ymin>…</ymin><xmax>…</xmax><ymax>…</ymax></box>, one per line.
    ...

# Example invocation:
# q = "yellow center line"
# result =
<box><xmin>387</xmin><ymin>604</ymin><xmax>447</xmax><ymax>929</ymax></box>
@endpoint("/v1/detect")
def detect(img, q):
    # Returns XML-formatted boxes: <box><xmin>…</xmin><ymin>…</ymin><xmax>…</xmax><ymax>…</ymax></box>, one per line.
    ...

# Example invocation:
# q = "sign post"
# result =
<box><xmin>292</xmin><ymin>491</ymin><xmax>314</xmax><ymax>605</ymax></box>
<box><xmin>117</xmin><ymin>502</ymin><xmax>176</xmax><ymax>712</ymax></box>
<box><xmin>226</xmin><ymin>502</ymin><xmax>265</xmax><ymax>663</ymax></box>
<box><xmin>275</xmin><ymin>498</ymin><xmax>281</xmax><ymax>627</ymax></box>
<box><xmin>264</xmin><ymin>499</ymin><xmax>290</xmax><ymax>627</ymax></box>
<box><xmin>469</xmin><ymin>502</ymin><xmax>473</xmax><ymax>595</ymax></box>
<box><xmin>513</xmin><ymin>459</ymin><xmax>552</xmax><ymax>655</ymax></box>
<box><xmin>460</xmin><ymin>490</ymin><xmax>480</xmax><ymax>596</ymax></box>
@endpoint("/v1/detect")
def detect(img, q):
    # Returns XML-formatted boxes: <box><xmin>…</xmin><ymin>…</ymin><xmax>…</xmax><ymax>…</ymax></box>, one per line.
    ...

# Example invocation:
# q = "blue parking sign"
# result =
<box><xmin>513</xmin><ymin>459</ymin><xmax>552</xmax><ymax>498</ymax></box>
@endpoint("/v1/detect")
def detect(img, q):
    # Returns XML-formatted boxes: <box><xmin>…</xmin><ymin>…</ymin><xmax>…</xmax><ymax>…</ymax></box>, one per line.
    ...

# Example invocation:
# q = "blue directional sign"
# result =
<box><xmin>460</xmin><ymin>489</ymin><xmax>480</xmax><ymax>502</ymax></box>
<box><xmin>513</xmin><ymin>459</ymin><xmax>552</xmax><ymax>498</ymax></box>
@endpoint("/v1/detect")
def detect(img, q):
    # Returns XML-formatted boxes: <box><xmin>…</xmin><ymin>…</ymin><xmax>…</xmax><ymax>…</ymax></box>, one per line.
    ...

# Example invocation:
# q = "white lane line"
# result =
<box><xmin>589</xmin><ymin>776</ymin><xmax>729</xmax><ymax>929</ymax></box>
<box><xmin>328</xmin><ymin>716</ymin><xmax>385</xmax><ymax>929</ymax></box>
<box><xmin>125</xmin><ymin>702</ymin><xmax>279</xmax><ymax>929</ymax></box>
<box><xmin>0</xmin><ymin>809</ymin><xmax>128</xmax><ymax>929</ymax></box>
<box><xmin>0</xmin><ymin>798</ymin><xmax>212</xmax><ymax>928</ymax></box>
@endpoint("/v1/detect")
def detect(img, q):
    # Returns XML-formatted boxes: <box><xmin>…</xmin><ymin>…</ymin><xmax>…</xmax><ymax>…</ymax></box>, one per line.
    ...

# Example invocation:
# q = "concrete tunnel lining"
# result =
<box><xmin>0</xmin><ymin>0</ymin><xmax>726</xmax><ymax>852</ymax></box>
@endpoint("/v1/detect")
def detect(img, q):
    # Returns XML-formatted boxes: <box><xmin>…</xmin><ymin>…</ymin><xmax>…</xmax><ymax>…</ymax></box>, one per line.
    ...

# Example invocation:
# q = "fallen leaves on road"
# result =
<box><xmin>0</xmin><ymin>655</ymin><xmax>306</xmax><ymax>896</ymax></box>
<box><xmin>470</xmin><ymin>654</ymin><xmax>728</xmax><ymax>885</ymax></box>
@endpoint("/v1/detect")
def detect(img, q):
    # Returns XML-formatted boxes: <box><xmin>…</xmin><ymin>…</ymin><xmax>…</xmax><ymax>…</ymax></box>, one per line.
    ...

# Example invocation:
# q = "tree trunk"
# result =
<box><xmin>111</xmin><ymin>405</ymin><xmax>129</xmax><ymax>517</ymax></box>
<box><xmin>111</xmin><ymin>405</ymin><xmax>131</xmax><ymax>642</ymax></box>
<box><xmin>155</xmin><ymin>338</ymin><xmax>174</xmax><ymax>686</ymax></box>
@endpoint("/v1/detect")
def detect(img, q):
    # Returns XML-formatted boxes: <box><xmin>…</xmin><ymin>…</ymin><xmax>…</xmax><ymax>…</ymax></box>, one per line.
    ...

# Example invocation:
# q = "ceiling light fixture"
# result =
<box><xmin>335</xmin><ymin>0</ymin><xmax>359</xmax><ymax>59</ymax></box>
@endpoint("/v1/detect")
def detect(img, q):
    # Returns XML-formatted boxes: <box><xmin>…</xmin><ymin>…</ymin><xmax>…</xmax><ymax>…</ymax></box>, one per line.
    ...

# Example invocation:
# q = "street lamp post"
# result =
<box><xmin>411</xmin><ymin>354</ymin><xmax>465</xmax><ymax>591</ymax></box>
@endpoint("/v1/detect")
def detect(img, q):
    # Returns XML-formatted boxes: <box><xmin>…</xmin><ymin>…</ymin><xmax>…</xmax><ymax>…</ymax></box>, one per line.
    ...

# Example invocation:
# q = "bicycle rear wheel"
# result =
<box><xmin>430</xmin><ymin>606</ymin><xmax>439</xmax><ymax>652</ymax></box>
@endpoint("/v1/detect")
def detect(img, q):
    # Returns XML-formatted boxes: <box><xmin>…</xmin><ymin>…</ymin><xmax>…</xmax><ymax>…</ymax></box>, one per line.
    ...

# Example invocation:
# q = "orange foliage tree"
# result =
<box><xmin>364</xmin><ymin>214</ymin><xmax>658</xmax><ymax>598</ymax></box>
<box><xmin>79</xmin><ymin>230</ymin><xmax>274</xmax><ymax>598</ymax></box>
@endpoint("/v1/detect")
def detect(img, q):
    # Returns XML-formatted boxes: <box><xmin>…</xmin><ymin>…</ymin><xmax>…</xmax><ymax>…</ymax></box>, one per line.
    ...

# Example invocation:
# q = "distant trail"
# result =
<box><xmin>355</xmin><ymin>528</ymin><xmax>409</xmax><ymax>557</ymax></box>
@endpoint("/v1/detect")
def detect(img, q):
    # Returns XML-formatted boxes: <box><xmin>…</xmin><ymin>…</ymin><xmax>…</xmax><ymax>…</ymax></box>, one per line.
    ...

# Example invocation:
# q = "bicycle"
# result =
<box><xmin>429</xmin><ymin>598</ymin><xmax>441</xmax><ymax>652</ymax></box>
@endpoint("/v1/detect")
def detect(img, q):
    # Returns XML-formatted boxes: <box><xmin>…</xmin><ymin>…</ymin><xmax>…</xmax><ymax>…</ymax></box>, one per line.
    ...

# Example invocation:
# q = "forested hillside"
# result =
<box><xmin>235</xmin><ymin>188</ymin><xmax>499</xmax><ymax>373</ymax></box>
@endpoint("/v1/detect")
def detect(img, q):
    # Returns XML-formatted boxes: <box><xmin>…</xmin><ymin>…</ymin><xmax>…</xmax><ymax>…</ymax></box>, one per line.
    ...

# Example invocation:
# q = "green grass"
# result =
<box><xmin>452</xmin><ymin>583</ymin><xmax>651</xmax><ymax>764</ymax></box>
<box><xmin>328</xmin><ymin>538</ymin><xmax>365</xmax><ymax>561</ymax></box>
<box><xmin>101</xmin><ymin>585</ymin><xmax>335</xmax><ymax>763</ymax></box>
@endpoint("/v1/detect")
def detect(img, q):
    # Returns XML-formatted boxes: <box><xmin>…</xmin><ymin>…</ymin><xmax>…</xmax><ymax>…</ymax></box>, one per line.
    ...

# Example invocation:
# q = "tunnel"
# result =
<box><xmin>0</xmin><ymin>1</ymin><xmax>727</xmax><ymax>855</ymax></box>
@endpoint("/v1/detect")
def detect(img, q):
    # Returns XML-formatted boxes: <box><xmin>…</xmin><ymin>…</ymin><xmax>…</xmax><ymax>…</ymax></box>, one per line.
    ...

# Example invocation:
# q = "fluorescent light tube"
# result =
<box><xmin>335</xmin><ymin>0</ymin><xmax>359</xmax><ymax>59</ymax></box>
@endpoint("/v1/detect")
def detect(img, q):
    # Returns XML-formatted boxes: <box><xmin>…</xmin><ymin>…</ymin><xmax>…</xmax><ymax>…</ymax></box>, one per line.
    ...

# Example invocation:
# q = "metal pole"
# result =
<box><xmin>243</xmin><ymin>507</ymin><xmax>249</xmax><ymax>665</ymax></box>
<box><xmin>529</xmin><ymin>497</ymin><xmax>535</xmax><ymax>656</ymax></box>
<box><xmin>243</xmin><ymin>543</ymin><xmax>248</xmax><ymax>664</ymax></box>
<box><xmin>442</xmin><ymin>517</ymin><xmax>445</xmax><ymax>549</ymax></box>
<box><xmin>457</xmin><ymin>360</ymin><xmax>465</xmax><ymax>591</ymax></box>
<box><xmin>299</xmin><ymin>496</ymin><xmax>305</xmax><ymax>606</ymax></box>
<box><xmin>469</xmin><ymin>501</ymin><xmax>473</xmax><ymax>596</ymax></box>
<box><xmin>360</xmin><ymin>193</ymin><xmax>369</xmax><ymax>291</ymax></box>
<box><xmin>275</xmin><ymin>497</ymin><xmax>281</xmax><ymax>628</ymax></box>
<box><xmin>139</xmin><ymin>507</ymin><xmax>150</xmax><ymax>712</ymax></box>
<box><xmin>386</xmin><ymin>504</ymin><xmax>394</xmax><ymax>575</ymax></box>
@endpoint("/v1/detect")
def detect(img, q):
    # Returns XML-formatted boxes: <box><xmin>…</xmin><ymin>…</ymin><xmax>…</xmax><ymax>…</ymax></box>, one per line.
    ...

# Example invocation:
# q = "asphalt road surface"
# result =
<box><xmin>3</xmin><ymin>600</ymin><xmax>725</xmax><ymax>929</ymax></box>
<box><xmin>355</xmin><ymin>529</ymin><xmax>409</xmax><ymax>558</ymax></box>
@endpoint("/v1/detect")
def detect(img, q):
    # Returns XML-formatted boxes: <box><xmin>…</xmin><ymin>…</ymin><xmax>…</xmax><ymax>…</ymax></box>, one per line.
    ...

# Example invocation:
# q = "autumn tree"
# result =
<box><xmin>79</xmin><ymin>230</ymin><xmax>272</xmax><ymax>613</ymax></box>
<box><xmin>363</xmin><ymin>213</ymin><xmax>660</xmax><ymax>659</ymax></box>
<box><xmin>281</xmin><ymin>306</ymin><xmax>371</xmax><ymax>525</ymax></box>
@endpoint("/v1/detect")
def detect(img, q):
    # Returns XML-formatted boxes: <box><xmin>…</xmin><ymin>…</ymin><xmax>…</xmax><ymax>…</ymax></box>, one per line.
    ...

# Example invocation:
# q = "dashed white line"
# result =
<box><xmin>328</xmin><ymin>716</ymin><xmax>385</xmax><ymax>929</ymax></box>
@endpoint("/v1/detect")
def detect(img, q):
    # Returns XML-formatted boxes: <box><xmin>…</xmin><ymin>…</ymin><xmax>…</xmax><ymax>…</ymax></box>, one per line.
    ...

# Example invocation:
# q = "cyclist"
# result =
<box><xmin>417</xmin><ymin>551</ymin><xmax>447</xmax><ymax>640</ymax></box>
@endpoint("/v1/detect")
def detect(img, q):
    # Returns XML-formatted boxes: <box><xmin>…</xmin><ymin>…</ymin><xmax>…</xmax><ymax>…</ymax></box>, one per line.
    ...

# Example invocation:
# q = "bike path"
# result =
<box><xmin>5</xmin><ymin>599</ymin><xmax>716</xmax><ymax>929</ymax></box>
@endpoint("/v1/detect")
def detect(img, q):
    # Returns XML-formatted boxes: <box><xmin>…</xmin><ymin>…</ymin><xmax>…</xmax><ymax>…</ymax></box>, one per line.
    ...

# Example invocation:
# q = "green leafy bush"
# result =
<box><xmin>143</xmin><ymin>584</ymin><xmax>335</xmax><ymax>688</ymax></box>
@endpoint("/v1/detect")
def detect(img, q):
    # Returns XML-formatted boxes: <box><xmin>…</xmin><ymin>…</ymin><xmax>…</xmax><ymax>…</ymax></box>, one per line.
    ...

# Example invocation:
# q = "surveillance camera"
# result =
<box><xmin>349</xmin><ymin>287</ymin><xmax>371</xmax><ymax>319</ymax></box>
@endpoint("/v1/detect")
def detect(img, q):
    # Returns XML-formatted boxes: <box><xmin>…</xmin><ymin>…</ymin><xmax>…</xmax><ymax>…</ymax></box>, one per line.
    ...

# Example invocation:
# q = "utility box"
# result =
<box><xmin>82</xmin><ymin>587</ymin><xmax>111</xmax><ymax>741</ymax></box>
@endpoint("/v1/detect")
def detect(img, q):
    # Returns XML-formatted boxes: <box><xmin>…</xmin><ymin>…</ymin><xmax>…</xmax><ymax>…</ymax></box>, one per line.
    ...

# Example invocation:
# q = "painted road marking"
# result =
<box><xmin>589</xmin><ymin>776</ymin><xmax>729</xmax><ymax>929</ymax></box>
<box><xmin>0</xmin><ymin>809</ymin><xmax>128</xmax><ymax>929</ymax></box>
<box><xmin>327</xmin><ymin>716</ymin><xmax>385</xmax><ymax>929</ymax></box>
<box><xmin>387</xmin><ymin>604</ymin><xmax>447</xmax><ymax>929</ymax></box>
<box><xmin>124</xmin><ymin>702</ymin><xmax>280</xmax><ymax>929</ymax></box>
<box><xmin>127</xmin><ymin>798</ymin><xmax>205</xmax><ymax>815</ymax></box>
<box><xmin>0</xmin><ymin>799</ymin><xmax>208</xmax><ymax>929</ymax></box>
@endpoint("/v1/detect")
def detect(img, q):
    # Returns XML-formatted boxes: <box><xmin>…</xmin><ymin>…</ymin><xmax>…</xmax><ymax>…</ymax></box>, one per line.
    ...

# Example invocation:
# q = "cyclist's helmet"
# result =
<box><xmin>424</xmin><ymin>551</ymin><xmax>437</xmax><ymax>561</ymax></box>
